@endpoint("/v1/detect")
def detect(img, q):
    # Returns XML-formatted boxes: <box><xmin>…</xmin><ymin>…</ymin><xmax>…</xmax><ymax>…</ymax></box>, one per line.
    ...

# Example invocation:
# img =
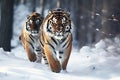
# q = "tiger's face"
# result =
<box><xmin>44</xmin><ymin>9</ymin><xmax>71</xmax><ymax>40</ymax></box>
<box><xmin>26</xmin><ymin>12</ymin><xmax>43</xmax><ymax>36</ymax></box>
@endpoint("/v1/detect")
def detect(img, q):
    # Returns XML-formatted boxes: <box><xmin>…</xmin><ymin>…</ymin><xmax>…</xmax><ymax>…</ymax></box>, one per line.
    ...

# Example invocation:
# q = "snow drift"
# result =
<box><xmin>1</xmin><ymin>36</ymin><xmax>120</xmax><ymax>80</ymax></box>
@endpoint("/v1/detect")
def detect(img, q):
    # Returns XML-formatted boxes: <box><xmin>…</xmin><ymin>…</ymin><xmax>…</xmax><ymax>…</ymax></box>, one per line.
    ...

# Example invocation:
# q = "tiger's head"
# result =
<box><xmin>26</xmin><ymin>12</ymin><xmax>43</xmax><ymax>36</ymax></box>
<box><xmin>43</xmin><ymin>8</ymin><xmax>71</xmax><ymax>40</ymax></box>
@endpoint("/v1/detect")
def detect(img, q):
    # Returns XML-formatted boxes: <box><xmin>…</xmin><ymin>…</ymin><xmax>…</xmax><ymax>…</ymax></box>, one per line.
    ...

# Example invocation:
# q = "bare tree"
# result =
<box><xmin>40</xmin><ymin>0</ymin><xmax>46</xmax><ymax>16</ymax></box>
<box><xmin>56</xmin><ymin>0</ymin><xmax>60</xmax><ymax>8</ymax></box>
<box><xmin>0</xmin><ymin>0</ymin><xmax>14</xmax><ymax>51</ymax></box>
<box><xmin>32</xmin><ymin>0</ymin><xmax>36</xmax><ymax>12</ymax></box>
<box><xmin>28</xmin><ymin>0</ymin><xmax>36</xmax><ymax>12</ymax></box>
<box><xmin>101</xmin><ymin>0</ymin><xmax>120</xmax><ymax>38</ymax></box>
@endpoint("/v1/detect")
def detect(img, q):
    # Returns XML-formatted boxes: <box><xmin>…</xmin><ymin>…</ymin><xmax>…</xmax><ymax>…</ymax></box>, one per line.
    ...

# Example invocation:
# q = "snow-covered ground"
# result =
<box><xmin>1</xmin><ymin>37</ymin><xmax>120</xmax><ymax>80</ymax></box>
<box><xmin>0</xmin><ymin>4</ymin><xmax>120</xmax><ymax>80</ymax></box>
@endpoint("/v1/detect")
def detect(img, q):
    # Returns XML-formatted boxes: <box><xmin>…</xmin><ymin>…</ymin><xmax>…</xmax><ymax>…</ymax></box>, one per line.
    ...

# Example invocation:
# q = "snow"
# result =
<box><xmin>1</xmin><ymin>37</ymin><xmax>120</xmax><ymax>80</ymax></box>
<box><xmin>0</xmin><ymin>4</ymin><xmax>120</xmax><ymax>80</ymax></box>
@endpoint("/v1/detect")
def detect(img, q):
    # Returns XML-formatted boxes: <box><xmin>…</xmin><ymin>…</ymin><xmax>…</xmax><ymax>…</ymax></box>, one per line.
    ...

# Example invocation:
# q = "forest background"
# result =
<box><xmin>0</xmin><ymin>0</ymin><xmax>120</xmax><ymax>51</ymax></box>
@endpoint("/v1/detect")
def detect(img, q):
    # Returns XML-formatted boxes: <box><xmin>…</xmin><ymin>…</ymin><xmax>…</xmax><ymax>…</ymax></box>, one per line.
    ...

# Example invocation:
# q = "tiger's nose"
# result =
<box><xmin>56</xmin><ymin>31</ymin><xmax>63</xmax><ymax>36</ymax></box>
<box><xmin>31</xmin><ymin>30</ymin><xmax>38</xmax><ymax>34</ymax></box>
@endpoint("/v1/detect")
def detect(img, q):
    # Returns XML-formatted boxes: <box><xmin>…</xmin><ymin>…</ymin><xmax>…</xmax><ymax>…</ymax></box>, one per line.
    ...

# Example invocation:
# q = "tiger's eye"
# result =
<box><xmin>49</xmin><ymin>26</ymin><xmax>52</xmax><ymax>29</ymax></box>
<box><xmin>49</xmin><ymin>20</ymin><xmax>52</xmax><ymax>24</ymax></box>
<box><xmin>66</xmin><ymin>26</ymin><xmax>69</xmax><ymax>29</ymax></box>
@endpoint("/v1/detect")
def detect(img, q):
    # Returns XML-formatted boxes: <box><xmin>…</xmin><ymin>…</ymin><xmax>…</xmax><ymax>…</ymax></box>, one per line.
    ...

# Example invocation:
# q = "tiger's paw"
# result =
<box><xmin>50</xmin><ymin>64</ymin><xmax>61</xmax><ymax>73</ymax></box>
<box><xmin>51</xmin><ymin>66</ymin><xmax>61</xmax><ymax>73</ymax></box>
<box><xmin>52</xmin><ymin>69</ymin><xmax>61</xmax><ymax>73</ymax></box>
<box><xmin>61</xmin><ymin>70</ymin><xmax>68</xmax><ymax>73</ymax></box>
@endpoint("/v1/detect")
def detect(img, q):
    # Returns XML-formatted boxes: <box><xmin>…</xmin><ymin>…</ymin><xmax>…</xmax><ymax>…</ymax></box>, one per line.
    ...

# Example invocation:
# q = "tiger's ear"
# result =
<box><xmin>48</xmin><ymin>10</ymin><xmax>53</xmax><ymax>15</ymax></box>
<box><xmin>67</xmin><ymin>11</ymin><xmax>70</xmax><ymax>17</ymax></box>
<box><xmin>27</xmin><ymin>15</ymin><xmax>30</xmax><ymax>19</ymax></box>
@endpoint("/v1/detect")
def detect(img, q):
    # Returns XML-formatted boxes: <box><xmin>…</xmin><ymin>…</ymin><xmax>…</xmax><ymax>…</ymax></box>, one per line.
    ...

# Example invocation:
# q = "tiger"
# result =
<box><xmin>39</xmin><ymin>8</ymin><xmax>72</xmax><ymax>73</ymax></box>
<box><xmin>19</xmin><ymin>12</ymin><xmax>44</xmax><ymax>62</ymax></box>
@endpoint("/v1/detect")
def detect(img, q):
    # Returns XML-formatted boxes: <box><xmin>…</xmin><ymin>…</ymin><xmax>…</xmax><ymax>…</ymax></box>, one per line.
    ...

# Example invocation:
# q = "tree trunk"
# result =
<box><xmin>56</xmin><ymin>0</ymin><xmax>60</xmax><ymax>8</ymax></box>
<box><xmin>29</xmin><ymin>0</ymin><xmax>36</xmax><ymax>12</ymax></box>
<box><xmin>101</xmin><ymin>0</ymin><xmax>120</xmax><ymax>38</ymax></box>
<box><xmin>32</xmin><ymin>0</ymin><xmax>36</xmax><ymax>12</ymax></box>
<box><xmin>72</xmin><ymin>0</ymin><xmax>82</xmax><ymax>48</ymax></box>
<box><xmin>40</xmin><ymin>0</ymin><xmax>45</xmax><ymax>16</ymax></box>
<box><xmin>0</xmin><ymin>0</ymin><xmax>14</xmax><ymax>51</ymax></box>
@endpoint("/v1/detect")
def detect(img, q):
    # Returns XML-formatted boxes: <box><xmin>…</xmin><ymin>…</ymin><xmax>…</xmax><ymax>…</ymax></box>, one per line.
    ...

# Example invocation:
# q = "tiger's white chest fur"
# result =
<box><xmin>51</xmin><ymin>37</ymin><xmax>70</xmax><ymax>50</ymax></box>
<box><xmin>47</xmin><ymin>35</ymin><xmax>71</xmax><ymax>65</ymax></box>
<box><xmin>32</xmin><ymin>36</ymin><xmax>41</xmax><ymax>54</ymax></box>
<box><xmin>25</xmin><ymin>26</ymin><xmax>42</xmax><ymax>55</ymax></box>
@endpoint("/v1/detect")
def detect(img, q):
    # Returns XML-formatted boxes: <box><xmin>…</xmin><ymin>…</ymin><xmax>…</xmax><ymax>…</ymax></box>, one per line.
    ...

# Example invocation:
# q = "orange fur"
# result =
<box><xmin>20</xmin><ymin>27</ymin><xmax>37</xmax><ymax>62</ymax></box>
<box><xmin>20</xmin><ymin>12</ymin><xmax>43</xmax><ymax>62</ymax></box>
<box><xmin>41</xmin><ymin>30</ymin><xmax>72</xmax><ymax>72</ymax></box>
<box><xmin>61</xmin><ymin>34</ymin><xmax>72</xmax><ymax>70</ymax></box>
<box><xmin>39</xmin><ymin>8</ymin><xmax>72</xmax><ymax>73</ymax></box>
<box><xmin>44</xmin><ymin>44</ymin><xmax>61</xmax><ymax>72</ymax></box>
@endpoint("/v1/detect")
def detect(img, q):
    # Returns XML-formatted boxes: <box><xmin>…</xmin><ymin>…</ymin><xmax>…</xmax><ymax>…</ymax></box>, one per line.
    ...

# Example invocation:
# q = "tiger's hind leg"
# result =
<box><xmin>42</xmin><ymin>52</ymin><xmax>48</xmax><ymax>65</ymax></box>
<box><xmin>44</xmin><ymin>44</ymin><xmax>61</xmax><ymax>73</ymax></box>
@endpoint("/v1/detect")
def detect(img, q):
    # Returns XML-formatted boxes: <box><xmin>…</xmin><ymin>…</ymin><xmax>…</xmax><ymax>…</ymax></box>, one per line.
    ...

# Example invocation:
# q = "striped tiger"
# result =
<box><xmin>39</xmin><ymin>8</ymin><xmax>72</xmax><ymax>73</ymax></box>
<box><xmin>19</xmin><ymin>12</ymin><xmax>44</xmax><ymax>62</ymax></box>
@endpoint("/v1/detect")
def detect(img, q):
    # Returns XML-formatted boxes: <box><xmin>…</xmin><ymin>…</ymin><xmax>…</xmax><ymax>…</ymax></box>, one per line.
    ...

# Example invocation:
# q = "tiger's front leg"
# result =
<box><xmin>58</xmin><ymin>37</ymin><xmax>72</xmax><ymax>72</ymax></box>
<box><xmin>44</xmin><ymin>44</ymin><xmax>61</xmax><ymax>73</ymax></box>
<box><xmin>61</xmin><ymin>42</ymin><xmax>72</xmax><ymax>71</ymax></box>
<box><xmin>25</xmin><ymin>42</ymin><xmax>37</xmax><ymax>62</ymax></box>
